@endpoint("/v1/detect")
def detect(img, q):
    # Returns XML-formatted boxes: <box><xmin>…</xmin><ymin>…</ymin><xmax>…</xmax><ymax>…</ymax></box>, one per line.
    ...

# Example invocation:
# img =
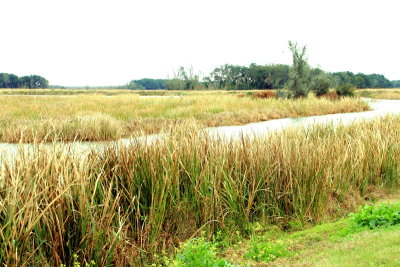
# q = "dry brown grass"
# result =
<box><xmin>357</xmin><ymin>88</ymin><xmax>400</xmax><ymax>99</ymax></box>
<box><xmin>252</xmin><ymin>91</ymin><xmax>277</xmax><ymax>99</ymax></box>
<box><xmin>1</xmin><ymin>116</ymin><xmax>400</xmax><ymax>265</ymax></box>
<box><xmin>0</xmin><ymin>94</ymin><xmax>369</xmax><ymax>143</ymax></box>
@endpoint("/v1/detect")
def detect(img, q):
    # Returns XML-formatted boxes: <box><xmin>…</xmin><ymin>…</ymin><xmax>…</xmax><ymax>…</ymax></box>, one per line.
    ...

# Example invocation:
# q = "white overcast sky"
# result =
<box><xmin>0</xmin><ymin>0</ymin><xmax>399</xmax><ymax>86</ymax></box>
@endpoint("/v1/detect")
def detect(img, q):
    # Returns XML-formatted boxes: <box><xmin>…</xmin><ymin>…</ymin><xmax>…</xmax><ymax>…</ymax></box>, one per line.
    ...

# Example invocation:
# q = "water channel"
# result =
<box><xmin>1</xmin><ymin>99</ymin><xmax>400</xmax><ymax>160</ymax></box>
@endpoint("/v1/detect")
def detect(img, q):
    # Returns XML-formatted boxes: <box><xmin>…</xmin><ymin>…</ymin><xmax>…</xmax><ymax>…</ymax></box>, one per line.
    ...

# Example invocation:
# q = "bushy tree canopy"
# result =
<box><xmin>0</xmin><ymin>73</ymin><xmax>48</xmax><ymax>88</ymax></box>
<box><xmin>126</xmin><ymin>79</ymin><xmax>166</xmax><ymax>89</ymax></box>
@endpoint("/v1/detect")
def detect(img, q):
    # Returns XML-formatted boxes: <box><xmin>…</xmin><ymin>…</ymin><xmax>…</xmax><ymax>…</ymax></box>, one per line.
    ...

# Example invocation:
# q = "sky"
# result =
<box><xmin>0</xmin><ymin>0</ymin><xmax>399</xmax><ymax>86</ymax></box>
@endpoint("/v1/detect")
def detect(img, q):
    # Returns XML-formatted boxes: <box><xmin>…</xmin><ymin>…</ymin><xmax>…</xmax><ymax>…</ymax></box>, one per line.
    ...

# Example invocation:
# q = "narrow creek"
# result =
<box><xmin>1</xmin><ymin>99</ymin><xmax>400</xmax><ymax>160</ymax></box>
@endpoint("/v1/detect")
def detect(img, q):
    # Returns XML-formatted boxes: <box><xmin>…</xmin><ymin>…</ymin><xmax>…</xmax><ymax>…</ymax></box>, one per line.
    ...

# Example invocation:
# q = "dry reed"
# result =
<box><xmin>1</xmin><ymin>116</ymin><xmax>399</xmax><ymax>265</ymax></box>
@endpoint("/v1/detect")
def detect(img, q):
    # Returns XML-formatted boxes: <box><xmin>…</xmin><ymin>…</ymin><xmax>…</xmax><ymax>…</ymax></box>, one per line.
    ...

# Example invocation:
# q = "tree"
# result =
<box><xmin>125</xmin><ymin>80</ymin><xmax>144</xmax><ymax>89</ymax></box>
<box><xmin>392</xmin><ymin>80</ymin><xmax>400</xmax><ymax>88</ymax></box>
<box><xmin>336</xmin><ymin>83</ymin><xmax>355</xmax><ymax>97</ymax></box>
<box><xmin>287</xmin><ymin>41</ymin><xmax>310</xmax><ymax>98</ymax></box>
<box><xmin>18</xmin><ymin>76</ymin><xmax>31</xmax><ymax>88</ymax></box>
<box><xmin>8</xmin><ymin>74</ymin><xmax>19</xmax><ymax>88</ymax></box>
<box><xmin>0</xmin><ymin>73</ymin><xmax>19</xmax><ymax>88</ymax></box>
<box><xmin>127</xmin><ymin>79</ymin><xmax>166</xmax><ymax>89</ymax></box>
<box><xmin>30</xmin><ymin>75</ymin><xmax>49</xmax><ymax>88</ymax></box>
<box><xmin>310</xmin><ymin>74</ymin><xmax>331</xmax><ymax>96</ymax></box>
<box><xmin>166</xmin><ymin>66</ymin><xmax>201</xmax><ymax>90</ymax></box>
<box><xmin>263</xmin><ymin>64</ymin><xmax>290</xmax><ymax>89</ymax></box>
<box><xmin>207</xmin><ymin>64</ymin><xmax>290</xmax><ymax>90</ymax></box>
<box><xmin>19</xmin><ymin>75</ymin><xmax>49</xmax><ymax>88</ymax></box>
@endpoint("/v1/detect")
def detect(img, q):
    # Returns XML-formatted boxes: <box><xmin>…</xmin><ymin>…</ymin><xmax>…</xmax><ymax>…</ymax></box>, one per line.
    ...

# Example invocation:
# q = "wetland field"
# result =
<box><xmin>0</xmin><ymin>89</ymin><xmax>368</xmax><ymax>143</ymax></box>
<box><xmin>1</xmin><ymin>89</ymin><xmax>400</xmax><ymax>266</ymax></box>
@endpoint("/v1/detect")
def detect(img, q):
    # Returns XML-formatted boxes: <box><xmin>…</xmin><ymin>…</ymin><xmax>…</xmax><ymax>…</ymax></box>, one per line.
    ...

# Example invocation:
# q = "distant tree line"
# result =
<box><xmin>124</xmin><ymin>67</ymin><xmax>201</xmax><ymax>90</ymax></box>
<box><xmin>391</xmin><ymin>80</ymin><xmax>400</xmax><ymax>88</ymax></box>
<box><xmin>1</xmin><ymin>67</ymin><xmax>396</xmax><ymax>91</ymax></box>
<box><xmin>201</xmin><ymin>65</ymin><xmax>393</xmax><ymax>90</ymax></box>
<box><xmin>204</xmin><ymin>64</ymin><xmax>290</xmax><ymax>90</ymax></box>
<box><xmin>127</xmin><ymin>65</ymin><xmax>392</xmax><ymax>91</ymax></box>
<box><xmin>126</xmin><ymin>78</ymin><xmax>167</xmax><ymax>89</ymax></box>
<box><xmin>0</xmin><ymin>73</ymin><xmax>49</xmax><ymax>88</ymax></box>
<box><xmin>330</xmin><ymin>72</ymin><xmax>392</xmax><ymax>88</ymax></box>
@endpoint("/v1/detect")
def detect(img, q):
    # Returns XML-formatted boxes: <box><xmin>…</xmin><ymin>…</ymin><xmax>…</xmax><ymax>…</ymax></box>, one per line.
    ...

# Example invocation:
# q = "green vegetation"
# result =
<box><xmin>331</xmin><ymin>72</ymin><xmax>392</xmax><ymax>89</ymax></box>
<box><xmin>310</xmin><ymin>74</ymin><xmax>331</xmax><ymax>96</ymax></box>
<box><xmin>0</xmin><ymin>68</ymin><xmax>395</xmax><ymax>92</ymax></box>
<box><xmin>392</xmin><ymin>80</ymin><xmax>400</xmax><ymax>88</ymax></box>
<box><xmin>170</xmin><ymin>64</ymin><xmax>393</xmax><ymax>92</ymax></box>
<box><xmin>1</xmin><ymin>116</ymin><xmax>400</xmax><ymax>265</ymax></box>
<box><xmin>349</xmin><ymin>202</ymin><xmax>400</xmax><ymax>230</ymax></box>
<box><xmin>201</xmin><ymin>63</ymin><xmax>393</xmax><ymax>91</ymax></box>
<box><xmin>205</xmin><ymin>64</ymin><xmax>290</xmax><ymax>90</ymax></box>
<box><xmin>0</xmin><ymin>73</ymin><xmax>48</xmax><ymax>88</ymax></box>
<box><xmin>303</xmin><ymin>226</ymin><xmax>400</xmax><ymax>266</ymax></box>
<box><xmin>0</xmin><ymin>92</ymin><xmax>368</xmax><ymax>143</ymax></box>
<box><xmin>287</xmin><ymin>41</ymin><xmax>310</xmax><ymax>98</ymax></box>
<box><xmin>336</xmin><ymin>83</ymin><xmax>356</xmax><ymax>97</ymax></box>
<box><xmin>169</xmin><ymin>200</ymin><xmax>400</xmax><ymax>266</ymax></box>
<box><xmin>244</xmin><ymin>237</ymin><xmax>289</xmax><ymax>262</ymax></box>
<box><xmin>166</xmin><ymin>66</ymin><xmax>202</xmax><ymax>90</ymax></box>
<box><xmin>126</xmin><ymin>78</ymin><xmax>167</xmax><ymax>89</ymax></box>
<box><xmin>169</xmin><ymin>238</ymin><xmax>234</xmax><ymax>267</ymax></box>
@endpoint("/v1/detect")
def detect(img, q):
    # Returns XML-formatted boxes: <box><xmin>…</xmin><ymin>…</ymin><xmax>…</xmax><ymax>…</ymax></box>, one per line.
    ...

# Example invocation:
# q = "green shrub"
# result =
<box><xmin>244</xmin><ymin>237</ymin><xmax>289</xmax><ymax>262</ymax></box>
<box><xmin>311</xmin><ymin>75</ymin><xmax>331</xmax><ymax>96</ymax></box>
<box><xmin>336</xmin><ymin>83</ymin><xmax>355</xmax><ymax>97</ymax></box>
<box><xmin>349</xmin><ymin>203</ymin><xmax>400</xmax><ymax>230</ymax></box>
<box><xmin>171</xmin><ymin>237</ymin><xmax>234</xmax><ymax>267</ymax></box>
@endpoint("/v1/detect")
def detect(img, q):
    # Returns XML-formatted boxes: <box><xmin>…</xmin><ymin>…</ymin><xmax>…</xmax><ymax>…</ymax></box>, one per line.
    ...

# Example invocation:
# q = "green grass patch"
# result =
<box><xmin>244</xmin><ymin>236</ymin><xmax>289</xmax><ymax>262</ymax></box>
<box><xmin>168</xmin><ymin>237</ymin><xmax>235</xmax><ymax>267</ymax></box>
<box><xmin>221</xmin><ymin>202</ymin><xmax>400</xmax><ymax>266</ymax></box>
<box><xmin>303</xmin><ymin>225</ymin><xmax>400</xmax><ymax>266</ymax></box>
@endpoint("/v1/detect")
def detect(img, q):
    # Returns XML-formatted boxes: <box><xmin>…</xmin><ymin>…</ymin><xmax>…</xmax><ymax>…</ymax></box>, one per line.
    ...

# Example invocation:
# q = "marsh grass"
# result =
<box><xmin>357</xmin><ymin>88</ymin><xmax>400</xmax><ymax>99</ymax></box>
<box><xmin>1</xmin><ymin>116</ymin><xmax>400</xmax><ymax>265</ymax></box>
<box><xmin>0</xmin><ymin>89</ymin><xmax>186</xmax><ymax>96</ymax></box>
<box><xmin>1</xmin><ymin>113</ymin><xmax>122</xmax><ymax>143</ymax></box>
<box><xmin>0</xmin><ymin>94</ymin><xmax>368</xmax><ymax>143</ymax></box>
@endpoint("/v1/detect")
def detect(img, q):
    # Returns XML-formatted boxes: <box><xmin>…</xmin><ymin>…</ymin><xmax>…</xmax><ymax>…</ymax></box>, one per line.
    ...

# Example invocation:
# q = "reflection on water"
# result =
<box><xmin>1</xmin><ymin>99</ymin><xmax>400</xmax><ymax>160</ymax></box>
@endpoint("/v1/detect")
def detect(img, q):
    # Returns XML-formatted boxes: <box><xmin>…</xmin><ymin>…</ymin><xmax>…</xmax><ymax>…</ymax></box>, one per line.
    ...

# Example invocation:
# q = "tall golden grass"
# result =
<box><xmin>0</xmin><ymin>94</ymin><xmax>369</xmax><ymax>143</ymax></box>
<box><xmin>1</xmin><ymin>116</ymin><xmax>400</xmax><ymax>265</ymax></box>
<box><xmin>357</xmin><ymin>88</ymin><xmax>400</xmax><ymax>99</ymax></box>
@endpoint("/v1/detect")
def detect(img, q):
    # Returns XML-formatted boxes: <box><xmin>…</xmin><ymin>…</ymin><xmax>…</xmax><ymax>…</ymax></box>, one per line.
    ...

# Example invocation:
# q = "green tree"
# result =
<box><xmin>126</xmin><ymin>79</ymin><xmax>166</xmax><ymax>89</ymax></box>
<box><xmin>166</xmin><ymin>66</ymin><xmax>201</xmax><ymax>90</ymax></box>
<box><xmin>392</xmin><ymin>80</ymin><xmax>400</xmax><ymax>88</ymax></box>
<box><xmin>311</xmin><ymin>74</ymin><xmax>331</xmax><ymax>96</ymax></box>
<box><xmin>207</xmin><ymin>64</ymin><xmax>290</xmax><ymax>90</ymax></box>
<box><xmin>0</xmin><ymin>73</ymin><xmax>19</xmax><ymax>88</ymax></box>
<box><xmin>287</xmin><ymin>41</ymin><xmax>310</xmax><ymax>98</ymax></box>
<box><xmin>336</xmin><ymin>83</ymin><xmax>355</xmax><ymax>97</ymax></box>
<box><xmin>19</xmin><ymin>75</ymin><xmax>48</xmax><ymax>89</ymax></box>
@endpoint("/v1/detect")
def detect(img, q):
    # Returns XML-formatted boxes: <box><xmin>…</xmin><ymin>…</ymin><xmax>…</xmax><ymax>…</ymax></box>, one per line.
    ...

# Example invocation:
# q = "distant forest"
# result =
<box><xmin>126</xmin><ymin>64</ymin><xmax>396</xmax><ymax>90</ymax></box>
<box><xmin>0</xmin><ymin>73</ymin><xmax>48</xmax><ymax>88</ymax></box>
<box><xmin>1</xmin><ymin>65</ymin><xmax>397</xmax><ymax>90</ymax></box>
